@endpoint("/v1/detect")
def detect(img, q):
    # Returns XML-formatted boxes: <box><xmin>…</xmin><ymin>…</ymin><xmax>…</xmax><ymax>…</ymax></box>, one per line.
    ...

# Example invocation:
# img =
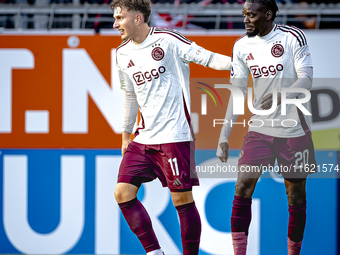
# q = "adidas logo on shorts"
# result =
<box><xmin>173</xmin><ymin>178</ymin><xmax>183</xmax><ymax>186</ymax></box>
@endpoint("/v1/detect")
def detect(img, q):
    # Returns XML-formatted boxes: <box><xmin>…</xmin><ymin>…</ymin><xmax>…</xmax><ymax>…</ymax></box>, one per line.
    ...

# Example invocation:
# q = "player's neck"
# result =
<box><xmin>132</xmin><ymin>24</ymin><xmax>151</xmax><ymax>45</ymax></box>
<box><xmin>259</xmin><ymin>22</ymin><xmax>274</xmax><ymax>37</ymax></box>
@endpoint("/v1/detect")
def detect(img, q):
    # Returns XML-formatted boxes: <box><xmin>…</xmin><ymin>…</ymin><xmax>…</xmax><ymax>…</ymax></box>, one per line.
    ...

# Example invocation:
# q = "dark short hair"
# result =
<box><xmin>110</xmin><ymin>0</ymin><xmax>151</xmax><ymax>23</ymax></box>
<box><xmin>246</xmin><ymin>0</ymin><xmax>279</xmax><ymax>21</ymax></box>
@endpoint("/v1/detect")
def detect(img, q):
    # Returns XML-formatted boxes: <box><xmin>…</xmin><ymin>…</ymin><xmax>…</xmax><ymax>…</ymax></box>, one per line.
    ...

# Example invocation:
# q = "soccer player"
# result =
<box><xmin>216</xmin><ymin>0</ymin><xmax>316</xmax><ymax>254</ymax></box>
<box><xmin>110</xmin><ymin>0</ymin><xmax>231</xmax><ymax>254</ymax></box>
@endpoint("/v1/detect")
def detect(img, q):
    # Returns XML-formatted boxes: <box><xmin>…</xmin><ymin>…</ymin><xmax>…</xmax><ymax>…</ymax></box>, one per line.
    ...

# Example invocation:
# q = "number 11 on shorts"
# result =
<box><xmin>168</xmin><ymin>158</ymin><xmax>179</xmax><ymax>176</ymax></box>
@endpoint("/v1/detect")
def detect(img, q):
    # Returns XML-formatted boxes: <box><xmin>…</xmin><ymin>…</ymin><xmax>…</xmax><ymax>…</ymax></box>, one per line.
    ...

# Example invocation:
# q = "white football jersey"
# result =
<box><xmin>116</xmin><ymin>27</ymin><xmax>213</xmax><ymax>144</ymax></box>
<box><xmin>231</xmin><ymin>24</ymin><xmax>313</xmax><ymax>138</ymax></box>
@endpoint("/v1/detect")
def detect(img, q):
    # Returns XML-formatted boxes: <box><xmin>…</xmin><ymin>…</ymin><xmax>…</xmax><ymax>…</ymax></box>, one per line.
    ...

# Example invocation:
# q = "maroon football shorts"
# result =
<box><xmin>118</xmin><ymin>141</ymin><xmax>199</xmax><ymax>190</ymax></box>
<box><xmin>238</xmin><ymin>131</ymin><xmax>317</xmax><ymax>182</ymax></box>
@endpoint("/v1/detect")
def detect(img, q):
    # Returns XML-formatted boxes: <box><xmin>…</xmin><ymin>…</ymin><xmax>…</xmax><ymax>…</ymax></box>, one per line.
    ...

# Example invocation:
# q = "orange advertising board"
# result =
<box><xmin>0</xmin><ymin>34</ymin><xmax>250</xmax><ymax>149</ymax></box>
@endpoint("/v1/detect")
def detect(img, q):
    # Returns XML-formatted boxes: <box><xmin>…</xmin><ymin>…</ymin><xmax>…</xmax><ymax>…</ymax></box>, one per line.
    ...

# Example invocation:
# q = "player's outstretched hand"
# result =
<box><xmin>260</xmin><ymin>92</ymin><xmax>281</xmax><ymax>110</ymax></box>
<box><xmin>219</xmin><ymin>142</ymin><xmax>229</xmax><ymax>163</ymax></box>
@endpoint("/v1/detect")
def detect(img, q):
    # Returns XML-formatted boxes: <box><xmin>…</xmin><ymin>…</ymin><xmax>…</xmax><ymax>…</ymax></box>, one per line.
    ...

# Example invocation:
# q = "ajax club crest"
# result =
<box><xmin>271</xmin><ymin>43</ymin><xmax>284</xmax><ymax>58</ymax></box>
<box><xmin>152</xmin><ymin>47</ymin><xmax>165</xmax><ymax>61</ymax></box>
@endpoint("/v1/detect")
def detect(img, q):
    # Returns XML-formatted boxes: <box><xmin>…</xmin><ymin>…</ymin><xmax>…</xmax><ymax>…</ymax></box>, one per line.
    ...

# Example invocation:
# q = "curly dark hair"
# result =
<box><xmin>246</xmin><ymin>0</ymin><xmax>279</xmax><ymax>21</ymax></box>
<box><xmin>110</xmin><ymin>0</ymin><xmax>151</xmax><ymax>23</ymax></box>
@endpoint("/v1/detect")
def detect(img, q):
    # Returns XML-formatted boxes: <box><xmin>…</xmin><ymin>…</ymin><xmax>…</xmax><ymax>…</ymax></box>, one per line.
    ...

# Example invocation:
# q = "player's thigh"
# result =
<box><xmin>118</xmin><ymin>141</ymin><xmax>157</xmax><ymax>187</ymax></box>
<box><xmin>238</xmin><ymin>131</ymin><xmax>276</xmax><ymax>167</ymax></box>
<box><xmin>276</xmin><ymin>132</ymin><xmax>316</xmax><ymax>182</ymax></box>
<box><xmin>236</xmin><ymin>132</ymin><xmax>276</xmax><ymax>197</ymax></box>
<box><xmin>155</xmin><ymin>141</ymin><xmax>199</xmax><ymax>190</ymax></box>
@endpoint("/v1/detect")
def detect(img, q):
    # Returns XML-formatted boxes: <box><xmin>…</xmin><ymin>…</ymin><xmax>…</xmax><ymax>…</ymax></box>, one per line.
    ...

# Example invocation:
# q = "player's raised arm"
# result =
<box><xmin>207</xmin><ymin>53</ymin><xmax>232</xmax><ymax>70</ymax></box>
<box><xmin>167</xmin><ymin>31</ymin><xmax>232</xmax><ymax>70</ymax></box>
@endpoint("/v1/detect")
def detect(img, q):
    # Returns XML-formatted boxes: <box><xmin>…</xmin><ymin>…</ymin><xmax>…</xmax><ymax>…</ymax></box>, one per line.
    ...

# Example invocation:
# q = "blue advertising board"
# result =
<box><xmin>0</xmin><ymin>149</ymin><xmax>337</xmax><ymax>254</ymax></box>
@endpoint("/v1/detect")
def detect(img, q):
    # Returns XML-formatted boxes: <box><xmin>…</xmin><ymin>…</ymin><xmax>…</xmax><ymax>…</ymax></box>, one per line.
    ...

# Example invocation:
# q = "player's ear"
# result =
<box><xmin>265</xmin><ymin>10</ymin><xmax>273</xmax><ymax>21</ymax></box>
<box><xmin>135</xmin><ymin>13</ymin><xmax>143</xmax><ymax>25</ymax></box>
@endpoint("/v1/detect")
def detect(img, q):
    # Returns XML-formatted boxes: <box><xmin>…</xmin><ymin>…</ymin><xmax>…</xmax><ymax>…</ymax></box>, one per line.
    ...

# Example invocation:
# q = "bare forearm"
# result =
<box><xmin>122</xmin><ymin>131</ymin><xmax>131</xmax><ymax>142</ymax></box>
<box><xmin>121</xmin><ymin>131</ymin><xmax>131</xmax><ymax>156</ymax></box>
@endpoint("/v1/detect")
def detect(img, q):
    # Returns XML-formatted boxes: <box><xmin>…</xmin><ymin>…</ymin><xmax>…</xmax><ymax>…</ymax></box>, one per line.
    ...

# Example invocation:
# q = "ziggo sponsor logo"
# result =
<box><xmin>133</xmin><ymin>66</ymin><xmax>166</xmax><ymax>85</ymax></box>
<box><xmin>250</xmin><ymin>64</ymin><xmax>283</xmax><ymax>78</ymax></box>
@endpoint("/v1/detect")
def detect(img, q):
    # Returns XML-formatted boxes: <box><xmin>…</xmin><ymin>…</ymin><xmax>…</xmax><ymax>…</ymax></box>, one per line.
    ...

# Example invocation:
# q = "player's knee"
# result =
<box><xmin>235</xmin><ymin>179</ymin><xmax>255</xmax><ymax>197</ymax></box>
<box><xmin>172</xmin><ymin>196</ymin><xmax>186</xmax><ymax>207</ymax></box>
<box><xmin>286</xmin><ymin>190</ymin><xmax>306</xmax><ymax>206</ymax></box>
<box><xmin>114</xmin><ymin>186</ymin><xmax>124</xmax><ymax>203</ymax></box>
<box><xmin>114</xmin><ymin>183</ymin><xmax>137</xmax><ymax>204</ymax></box>
<box><xmin>171</xmin><ymin>191</ymin><xmax>193</xmax><ymax>207</ymax></box>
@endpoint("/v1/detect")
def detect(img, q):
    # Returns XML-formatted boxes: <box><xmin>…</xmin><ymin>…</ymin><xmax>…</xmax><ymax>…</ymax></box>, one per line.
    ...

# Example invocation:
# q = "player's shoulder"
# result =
<box><xmin>153</xmin><ymin>27</ymin><xmax>192</xmax><ymax>45</ymax></box>
<box><xmin>232</xmin><ymin>33</ymin><xmax>248</xmax><ymax>53</ymax></box>
<box><xmin>233</xmin><ymin>33</ymin><xmax>248</xmax><ymax>48</ymax></box>
<box><xmin>116</xmin><ymin>39</ymin><xmax>132</xmax><ymax>54</ymax></box>
<box><xmin>276</xmin><ymin>24</ymin><xmax>308</xmax><ymax>47</ymax></box>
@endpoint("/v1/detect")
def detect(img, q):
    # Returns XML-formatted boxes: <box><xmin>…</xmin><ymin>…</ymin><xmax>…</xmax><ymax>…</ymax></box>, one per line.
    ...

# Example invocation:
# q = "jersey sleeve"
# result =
<box><xmin>118</xmin><ymin>69</ymin><xmax>134</xmax><ymax>92</ymax></box>
<box><xmin>230</xmin><ymin>43</ymin><xmax>250</xmax><ymax>83</ymax></box>
<box><xmin>122</xmin><ymin>90</ymin><xmax>139</xmax><ymax>134</ymax></box>
<box><xmin>116</xmin><ymin>49</ymin><xmax>134</xmax><ymax>92</ymax></box>
<box><xmin>168</xmin><ymin>32</ymin><xmax>213</xmax><ymax>66</ymax></box>
<box><xmin>292</xmin><ymin>30</ymin><xmax>313</xmax><ymax>70</ymax></box>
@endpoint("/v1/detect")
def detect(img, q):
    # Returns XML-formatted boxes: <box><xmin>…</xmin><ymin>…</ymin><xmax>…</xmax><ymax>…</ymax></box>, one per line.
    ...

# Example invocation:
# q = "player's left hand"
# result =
<box><xmin>260</xmin><ymin>92</ymin><xmax>281</xmax><ymax>110</ymax></box>
<box><xmin>121</xmin><ymin>131</ymin><xmax>132</xmax><ymax>156</ymax></box>
<box><xmin>219</xmin><ymin>142</ymin><xmax>229</xmax><ymax>163</ymax></box>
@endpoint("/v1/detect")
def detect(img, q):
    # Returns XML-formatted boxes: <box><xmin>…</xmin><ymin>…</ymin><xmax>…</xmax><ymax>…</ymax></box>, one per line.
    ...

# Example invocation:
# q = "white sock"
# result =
<box><xmin>146</xmin><ymin>248</ymin><xmax>163</xmax><ymax>255</ymax></box>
